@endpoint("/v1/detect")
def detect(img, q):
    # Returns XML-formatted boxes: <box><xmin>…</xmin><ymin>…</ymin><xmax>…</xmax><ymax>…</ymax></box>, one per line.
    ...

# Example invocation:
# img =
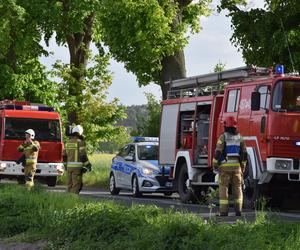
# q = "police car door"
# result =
<box><xmin>112</xmin><ymin>145</ymin><xmax>129</xmax><ymax>187</ymax></box>
<box><xmin>123</xmin><ymin>144</ymin><xmax>136</xmax><ymax>188</ymax></box>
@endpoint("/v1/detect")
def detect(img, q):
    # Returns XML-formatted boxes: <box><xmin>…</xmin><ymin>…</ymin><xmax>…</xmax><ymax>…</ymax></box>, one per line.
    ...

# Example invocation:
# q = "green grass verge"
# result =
<box><xmin>58</xmin><ymin>153</ymin><xmax>113</xmax><ymax>189</ymax></box>
<box><xmin>0</xmin><ymin>184</ymin><xmax>300</xmax><ymax>250</ymax></box>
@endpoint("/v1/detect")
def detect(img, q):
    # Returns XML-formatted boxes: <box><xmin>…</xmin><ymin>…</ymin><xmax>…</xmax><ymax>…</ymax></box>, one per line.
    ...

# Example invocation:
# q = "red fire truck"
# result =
<box><xmin>159</xmin><ymin>65</ymin><xmax>300</xmax><ymax>206</ymax></box>
<box><xmin>0</xmin><ymin>100</ymin><xmax>64</xmax><ymax>186</ymax></box>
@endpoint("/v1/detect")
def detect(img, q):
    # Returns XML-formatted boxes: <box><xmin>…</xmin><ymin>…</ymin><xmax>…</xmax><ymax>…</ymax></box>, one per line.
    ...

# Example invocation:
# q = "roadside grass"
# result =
<box><xmin>0</xmin><ymin>184</ymin><xmax>300</xmax><ymax>250</ymax></box>
<box><xmin>58</xmin><ymin>153</ymin><xmax>113</xmax><ymax>189</ymax></box>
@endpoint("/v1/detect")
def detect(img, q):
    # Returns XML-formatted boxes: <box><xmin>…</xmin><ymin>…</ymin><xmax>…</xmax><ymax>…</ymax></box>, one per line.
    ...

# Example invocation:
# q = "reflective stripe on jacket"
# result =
<box><xmin>17</xmin><ymin>140</ymin><xmax>40</xmax><ymax>166</ymax></box>
<box><xmin>64</xmin><ymin>137</ymin><xmax>89</xmax><ymax>168</ymax></box>
<box><xmin>224</xmin><ymin>132</ymin><xmax>241</xmax><ymax>157</ymax></box>
<box><xmin>214</xmin><ymin>132</ymin><xmax>246</xmax><ymax>167</ymax></box>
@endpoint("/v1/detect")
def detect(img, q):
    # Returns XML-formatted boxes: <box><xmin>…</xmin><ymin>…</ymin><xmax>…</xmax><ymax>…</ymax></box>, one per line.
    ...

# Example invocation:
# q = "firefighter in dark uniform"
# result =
<box><xmin>213</xmin><ymin>116</ymin><xmax>247</xmax><ymax>216</ymax></box>
<box><xmin>17</xmin><ymin>129</ymin><xmax>40</xmax><ymax>190</ymax></box>
<box><xmin>63</xmin><ymin>125</ymin><xmax>92</xmax><ymax>194</ymax></box>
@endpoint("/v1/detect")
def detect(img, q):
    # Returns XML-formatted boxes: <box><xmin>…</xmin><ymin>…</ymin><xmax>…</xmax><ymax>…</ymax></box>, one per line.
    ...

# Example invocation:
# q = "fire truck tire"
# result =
<box><xmin>243</xmin><ymin>159</ymin><xmax>262</xmax><ymax>209</ymax></box>
<box><xmin>178</xmin><ymin>163</ymin><xmax>194</xmax><ymax>203</ymax></box>
<box><xmin>191</xmin><ymin>186</ymin><xmax>207</xmax><ymax>204</ymax></box>
<box><xmin>132</xmin><ymin>175</ymin><xmax>142</xmax><ymax>198</ymax></box>
<box><xmin>47</xmin><ymin>176</ymin><xmax>57</xmax><ymax>187</ymax></box>
<box><xmin>109</xmin><ymin>173</ymin><xmax>120</xmax><ymax>195</ymax></box>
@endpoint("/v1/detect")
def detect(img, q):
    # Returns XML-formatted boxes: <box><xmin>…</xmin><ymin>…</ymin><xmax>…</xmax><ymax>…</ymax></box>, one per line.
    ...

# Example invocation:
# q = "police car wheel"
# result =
<box><xmin>109</xmin><ymin>173</ymin><xmax>120</xmax><ymax>195</ymax></box>
<box><xmin>132</xmin><ymin>175</ymin><xmax>142</xmax><ymax>198</ymax></box>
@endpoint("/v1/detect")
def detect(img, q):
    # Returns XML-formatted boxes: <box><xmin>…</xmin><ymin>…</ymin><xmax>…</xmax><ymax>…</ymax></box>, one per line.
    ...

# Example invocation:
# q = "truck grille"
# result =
<box><xmin>272</xmin><ymin>141</ymin><xmax>300</xmax><ymax>158</ymax></box>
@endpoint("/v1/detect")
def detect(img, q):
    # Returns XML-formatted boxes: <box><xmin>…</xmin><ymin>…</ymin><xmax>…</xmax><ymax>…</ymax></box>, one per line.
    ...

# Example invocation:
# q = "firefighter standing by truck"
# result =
<box><xmin>17</xmin><ymin>129</ymin><xmax>40</xmax><ymax>190</ymax></box>
<box><xmin>63</xmin><ymin>125</ymin><xmax>92</xmax><ymax>194</ymax></box>
<box><xmin>213</xmin><ymin>116</ymin><xmax>247</xmax><ymax>216</ymax></box>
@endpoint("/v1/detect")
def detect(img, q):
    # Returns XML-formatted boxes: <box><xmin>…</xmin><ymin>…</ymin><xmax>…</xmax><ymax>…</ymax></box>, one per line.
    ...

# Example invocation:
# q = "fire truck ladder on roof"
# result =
<box><xmin>166</xmin><ymin>65</ymin><xmax>271</xmax><ymax>99</ymax></box>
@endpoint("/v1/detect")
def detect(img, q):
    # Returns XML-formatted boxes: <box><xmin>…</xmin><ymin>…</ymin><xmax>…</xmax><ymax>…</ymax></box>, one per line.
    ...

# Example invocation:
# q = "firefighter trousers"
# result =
<box><xmin>24</xmin><ymin>164</ymin><xmax>36</xmax><ymax>190</ymax></box>
<box><xmin>219</xmin><ymin>166</ymin><xmax>243</xmax><ymax>214</ymax></box>
<box><xmin>67</xmin><ymin>168</ymin><xmax>83</xmax><ymax>194</ymax></box>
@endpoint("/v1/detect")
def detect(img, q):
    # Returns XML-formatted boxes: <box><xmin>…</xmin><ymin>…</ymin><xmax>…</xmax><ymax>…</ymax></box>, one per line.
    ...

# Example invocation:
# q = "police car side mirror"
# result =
<box><xmin>251</xmin><ymin>92</ymin><xmax>261</xmax><ymax>111</ymax></box>
<box><xmin>125</xmin><ymin>155</ymin><xmax>134</xmax><ymax>161</ymax></box>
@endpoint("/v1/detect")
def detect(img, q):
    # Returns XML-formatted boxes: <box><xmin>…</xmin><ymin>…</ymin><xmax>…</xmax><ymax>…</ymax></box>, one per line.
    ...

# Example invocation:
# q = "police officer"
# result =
<box><xmin>213</xmin><ymin>116</ymin><xmax>247</xmax><ymax>216</ymax></box>
<box><xmin>64</xmin><ymin>125</ymin><xmax>92</xmax><ymax>194</ymax></box>
<box><xmin>17</xmin><ymin>129</ymin><xmax>40</xmax><ymax>190</ymax></box>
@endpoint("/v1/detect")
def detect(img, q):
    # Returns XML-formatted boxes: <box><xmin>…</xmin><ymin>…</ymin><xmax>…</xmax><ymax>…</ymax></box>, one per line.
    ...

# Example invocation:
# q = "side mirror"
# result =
<box><xmin>251</xmin><ymin>92</ymin><xmax>261</xmax><ymax>111</ymax></box>
<box><xmin>66</xmin><ymin>126</ymin><xmax>72</xmax><ymax>136</ymax></box>
<box><xmin>125</xmin><ymin>155</ymin><xmax>134</xmax><ymax>161</ymax></box>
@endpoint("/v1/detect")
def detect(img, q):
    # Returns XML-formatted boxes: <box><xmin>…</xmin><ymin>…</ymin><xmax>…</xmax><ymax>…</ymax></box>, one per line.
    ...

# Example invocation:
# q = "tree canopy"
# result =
<box><xmin>220</xmin><ymin>0</ymin><xmax>300</xmax><ymax>72</ymax></box>
<box><xmin>0</xmin><ymin>0</ymin><xmax>128</xmax><ymax>150</ymax></box>
<box><xmin>0</xmin><ymin>0</ymin><xmax>57</xmax><ymax>104</ymax></box>
<box><xmin>98</xmin><ymin>0</ymin><xmax>212</xmax><ymax>98</ymax></box>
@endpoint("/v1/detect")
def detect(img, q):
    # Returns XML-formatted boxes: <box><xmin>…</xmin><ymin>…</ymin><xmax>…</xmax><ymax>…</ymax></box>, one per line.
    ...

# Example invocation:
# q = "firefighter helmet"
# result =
<box><xmin>25</xmin><ymin>129</ymin><xmax>35</xmax><ymax>139</ymax></box>
<box><xmin>72</xmin><ymin>125</ymin><xmax>83</xmax><ymax>136</ymax></box>
<box><xmin>224</xmin><ymin>116</ymin><xmax>237</xmax><ymax>128</ymax></box>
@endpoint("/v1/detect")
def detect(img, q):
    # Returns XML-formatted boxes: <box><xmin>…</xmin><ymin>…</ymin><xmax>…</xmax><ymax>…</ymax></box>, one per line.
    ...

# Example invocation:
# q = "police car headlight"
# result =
<box><xmin>275</xmin><ymin>160</ymin><xmax>292</xmax><ymax>170</ymax></box>
<box><xmin>142</xmin><ymin>168</ymin><xmax>154</xmax><ymax>175</ymax></box>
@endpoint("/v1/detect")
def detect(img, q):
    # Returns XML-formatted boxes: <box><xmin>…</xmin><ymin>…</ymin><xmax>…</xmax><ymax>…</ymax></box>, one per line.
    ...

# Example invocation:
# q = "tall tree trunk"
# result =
<box><xmin>63</xmin><ymin>0</ymin><xmax>94</xmax><ymax>125</ymax></box>
<box><xmin>160</xmin><ymin>50</ymin><xmax>186</xmax><ymax>100</ymax></box>
<box><xmin>159</xmin><ymin>0</ymin><xmax>191</xmax><ymax>99</ymax></box>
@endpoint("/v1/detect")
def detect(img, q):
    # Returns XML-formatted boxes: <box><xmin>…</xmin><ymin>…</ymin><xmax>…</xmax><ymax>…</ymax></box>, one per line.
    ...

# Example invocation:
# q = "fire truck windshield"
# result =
<box><xmin>4</xmin><ymin>118</ymin><xmax>61</xmax><ymax>141</ymax></box>
<box><xmin>272</xmin><ymin>80</ymin><xmax>300</xmax><ymax>112</ymax></box>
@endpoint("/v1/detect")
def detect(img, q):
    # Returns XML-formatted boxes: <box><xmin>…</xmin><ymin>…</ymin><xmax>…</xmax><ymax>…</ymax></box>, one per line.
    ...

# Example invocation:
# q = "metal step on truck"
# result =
<box><xmin>159</xmin><ymin>65</ymin><xmax>300</xmax><ymax>207</ymax></box>
<box><xmin>0</xmin><ymin>100</ymin><xmax>64</xmax><ymax>186</ymax></box>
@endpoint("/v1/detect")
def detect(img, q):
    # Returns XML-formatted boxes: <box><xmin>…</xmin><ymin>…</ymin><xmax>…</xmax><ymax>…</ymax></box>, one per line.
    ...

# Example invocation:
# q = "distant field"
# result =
<box><xmin>58</xmin><ymin>153</ymin><xmax>114</xmax><ymax>189</ymax></box>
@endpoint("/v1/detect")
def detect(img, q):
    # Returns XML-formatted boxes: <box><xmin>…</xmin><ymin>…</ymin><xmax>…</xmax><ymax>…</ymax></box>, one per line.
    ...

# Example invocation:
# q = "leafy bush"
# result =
<box><xmin>0</xmin><ymin>184</ymin><xmax>300</xmax><ymax>249</ymax></box>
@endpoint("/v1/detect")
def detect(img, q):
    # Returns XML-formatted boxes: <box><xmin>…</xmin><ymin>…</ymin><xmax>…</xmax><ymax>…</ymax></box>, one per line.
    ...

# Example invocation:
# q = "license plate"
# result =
<box><xmin>165</xmin><ymin>182</ymin><xmax>173</xmax><ymax>187</ymax></box>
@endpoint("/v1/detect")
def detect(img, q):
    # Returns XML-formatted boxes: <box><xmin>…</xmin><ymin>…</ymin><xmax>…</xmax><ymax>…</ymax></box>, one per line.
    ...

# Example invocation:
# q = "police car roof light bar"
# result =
<box><xmin>132</xmin><ymin>137</ymin><xmax>159</xmax><ymax>142</ymax></box>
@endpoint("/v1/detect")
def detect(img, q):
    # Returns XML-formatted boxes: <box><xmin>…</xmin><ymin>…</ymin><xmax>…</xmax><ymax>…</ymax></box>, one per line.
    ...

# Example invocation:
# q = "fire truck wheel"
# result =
<box><xmin>191</xmin><ymin>186</ymin><xmax>206</xmax><ymax>204</ymax></box>
<box><xmin>132</xmin><ymin>175</ymin><xmax>142</xmax><ymax>198</ymax></box>
<box><xmin>47</xmin><ymin>176</ymin><xmax>57</xmax><ymax>187</ymax></box>
<box><xmin>243</xmin><ymin>157</ymin><xmax>262</xmax><ymax>209</ymax></box>
<box><xmin>178</xmin><ymin>163</ymin><xmax>194</xmax><ymax>203</ymax></box>
<box><xmin>109</xmin><ymin>173</ymin><xmax>120</xmax><ymax>195</ymax></box>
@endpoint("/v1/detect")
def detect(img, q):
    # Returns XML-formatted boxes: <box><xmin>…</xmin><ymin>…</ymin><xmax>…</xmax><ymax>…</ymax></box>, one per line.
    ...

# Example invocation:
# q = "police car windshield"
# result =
<box><xmin>273</xmin><ymin>80</ymin><xmax>300</xmax><ymax>112</ymax></box>
<box><xmin>137</xmin><ymin>145</ymin><xmax>158</xmax><ymax>160</ymax></box>
<box><xmin>4</xmin><ymin>118</ymin><xmax>61</xmax><ymax>141</ymax></box>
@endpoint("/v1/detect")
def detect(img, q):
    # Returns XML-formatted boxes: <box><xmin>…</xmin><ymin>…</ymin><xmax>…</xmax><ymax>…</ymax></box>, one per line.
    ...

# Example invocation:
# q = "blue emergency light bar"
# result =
<box><xmin>0</xmin><ymin>104</ymin><xmax>54</xmax><ymax>112</ymax></box>
<box><xmin>133</xmin><ymin>136</ymin><xmax>159</xmax><ymax>142</ymax></box>
<box><xmin>275</xmin><ymin>65</ymin><xmax>284</xmax><ymax>75</ymax></box>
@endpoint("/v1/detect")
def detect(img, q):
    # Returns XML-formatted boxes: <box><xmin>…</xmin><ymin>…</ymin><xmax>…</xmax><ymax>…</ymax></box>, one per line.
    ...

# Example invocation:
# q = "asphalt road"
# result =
<box><xmin>48</xmin><ymin>185</ymin><xmax>300</xmax><ymax>223</ymax></box>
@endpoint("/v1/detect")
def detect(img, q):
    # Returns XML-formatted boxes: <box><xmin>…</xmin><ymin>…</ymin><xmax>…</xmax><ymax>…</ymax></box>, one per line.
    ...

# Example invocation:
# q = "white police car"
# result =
<box><xmin>109</xmin><ymin>137</ymin><xmax>173</xmax><ymax>197</ymax></box>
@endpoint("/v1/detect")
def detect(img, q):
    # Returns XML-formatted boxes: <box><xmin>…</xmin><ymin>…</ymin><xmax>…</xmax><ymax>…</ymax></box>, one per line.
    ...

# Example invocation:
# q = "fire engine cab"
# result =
<box><xmin>159</xmin><ymin>65</ymin><xmax>300</xmax><ymax>206</ymax></box>
<box><xmin>0</xmin><ymin>100</ymin><xmax>64</xmax><ymax>186</ymax></box>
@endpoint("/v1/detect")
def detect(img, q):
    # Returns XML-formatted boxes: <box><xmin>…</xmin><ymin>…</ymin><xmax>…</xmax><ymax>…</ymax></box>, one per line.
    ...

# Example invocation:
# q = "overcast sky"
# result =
<box><xmin>41</xmin><ymin>0</ymin><xmax>264</xmax><ymax>106</ymax></box>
